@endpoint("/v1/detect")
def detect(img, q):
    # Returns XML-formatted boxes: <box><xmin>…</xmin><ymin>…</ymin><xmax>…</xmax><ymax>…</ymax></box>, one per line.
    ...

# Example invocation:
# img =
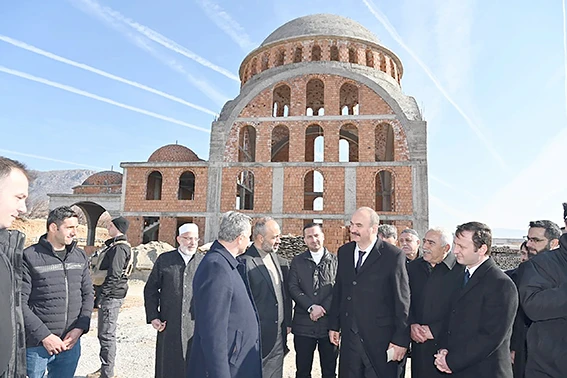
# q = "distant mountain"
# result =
<box><xmin>26</xmin><ymin>169</ymin><xmax>95</xmax><ymax>218</ymax></box>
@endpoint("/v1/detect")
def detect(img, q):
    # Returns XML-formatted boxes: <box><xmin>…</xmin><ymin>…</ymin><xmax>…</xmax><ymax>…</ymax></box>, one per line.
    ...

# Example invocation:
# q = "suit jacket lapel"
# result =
<box><xmin>357</xmin><ymin>239</ymin><xmax>383</xmax><ymax>276</ymax></box>
<box><xmin>248</xmin><ymin>245</ymin><xmax>276</xmax><ymax>297</ymax></box>
<box><xmin>456</xmin><ymin>258</ymin><xmax>494</xmax><ymax>300</ymax></box>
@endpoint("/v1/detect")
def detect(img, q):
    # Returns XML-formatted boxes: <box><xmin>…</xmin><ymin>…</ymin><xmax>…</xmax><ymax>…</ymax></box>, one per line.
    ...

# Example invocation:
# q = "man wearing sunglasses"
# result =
<box><xmin>524</xmin><ymin>220</ymin><xmax>561</xmax><ymax>257</ymax></box>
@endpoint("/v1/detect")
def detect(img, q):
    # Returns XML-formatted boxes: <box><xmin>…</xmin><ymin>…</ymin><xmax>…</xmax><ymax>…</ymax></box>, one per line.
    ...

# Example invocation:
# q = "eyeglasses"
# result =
<box><xmin>179</xmin><ymin>236</ymin><xmax>200</xmax><ymax>242</ymax></box>
<box><xmin>524</xmin><ymin>236</ymin><xmax>547</xmax><ymax>243</ymax></box>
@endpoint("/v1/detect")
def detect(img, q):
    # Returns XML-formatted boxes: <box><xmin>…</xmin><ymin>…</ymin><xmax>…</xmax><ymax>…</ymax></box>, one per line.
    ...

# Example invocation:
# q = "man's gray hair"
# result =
<box><xmin>400</xmin><ymin>228</ymin><xmax>419</xmax><ymax>239</ymax></box>
<box><xmin>218</xmin><ymin>211</ymin><xmax>252</xmax><ymax>242</ymax></box>
<box><xmin>427</xmin><ymin>227</ymin><xmax>453</xmax><ymax>248</ymax></box>
<box><xmin>355</xmin><ymin>207</ymin><xmax>380</xmax><ymax>226</ymax></box>
<box><xmin>252</xmin><ymin>217</ymin><xmax>274</xmax><ymax>239</ymax></box>
<box><xmin>378</xmin><ymin>224</ymin><xmax>397</xmax><ymax>239</ymax></box>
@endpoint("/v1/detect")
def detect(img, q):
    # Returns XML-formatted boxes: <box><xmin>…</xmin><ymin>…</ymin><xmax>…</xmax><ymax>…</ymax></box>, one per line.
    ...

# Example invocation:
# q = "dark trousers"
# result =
<box><xmin>98</xmin><ymin>297</ymin><xmax>124</xmax><ymax>378</ymax></box>
<box><xmin>294</xmin><ymin>334</ymin><xmax>338</xmax><ymax>378</ymax></box>
<box><xmin>339</xmin><ymin>331</ymin><xmax>378</xmax><ymax>378</ymax></box>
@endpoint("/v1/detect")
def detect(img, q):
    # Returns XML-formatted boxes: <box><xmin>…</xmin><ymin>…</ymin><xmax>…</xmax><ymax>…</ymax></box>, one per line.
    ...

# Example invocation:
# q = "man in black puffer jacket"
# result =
<box><xmin>87</xmin><ymin>216</ymin><xmax>131</xmax><ymax>378</ymax></box>
<box><xmin>22</xmin><ymin>206</ymin><xmax>94</xmax><ymax>378</ymax></box>
<box><xmin>0</xmin><ymin>156</ymin><xmax>30</xmax><ymax>378</ymax></box>
<box><xmin>288</xmin><ymin>223</ymin><xmax>338</xmax><ymax>378</ymax></box>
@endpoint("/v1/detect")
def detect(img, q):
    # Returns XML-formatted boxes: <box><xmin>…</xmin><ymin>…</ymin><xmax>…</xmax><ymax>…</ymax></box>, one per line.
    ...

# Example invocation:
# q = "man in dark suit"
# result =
<box><xmin>240</xmin><ymin>217</ymin><xmax>291</xmax><ymax>378</ymax></box>
<box><xmin>407</xmin><ymin>227</ymin><xmax>463</xmax><ymax>378</ymax></box>
<box><xmin>434</xmin><ymin>222</ymin><xmax>518</xmax><ymax>378</ymax></box>
<box><xmin>329</xmin><ymin>207</ymin><xmax>410</xmax><ymax>378</ymax></box>
<box><xmin>187</xmin><ymin>211</ymin><xmax>262</xmax><ymax>378</ymax></box>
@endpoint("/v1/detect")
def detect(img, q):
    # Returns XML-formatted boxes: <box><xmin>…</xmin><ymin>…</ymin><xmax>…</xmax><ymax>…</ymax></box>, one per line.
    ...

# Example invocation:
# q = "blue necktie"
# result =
<box><xmin>355</xmin><ymin>251</ymin><xmax>366</xmax><ymax>273</ymax></box>
<box><xmin>463</xmin><ymin>269</ymin><xmax>471</xmax><ymax>287</ymax></box>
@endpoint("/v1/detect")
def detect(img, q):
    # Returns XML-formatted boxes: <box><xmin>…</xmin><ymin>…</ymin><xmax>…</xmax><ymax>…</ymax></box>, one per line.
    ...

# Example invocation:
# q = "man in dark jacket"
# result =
<box><xmin>22</xmin><ymin>206</ymin><xmax>94</xmax><ymax>378</ymax></box>
<box><xmin>329</xmin><ymin>207</ymin><xmax>410</xmax><ymax>378</ymax></box>
<box><xmin>288</xmin><ymin>223</ymin><xmax>338</xmax><ymax>378</ymax></box>
<box><xmin>88</xmin><ymin>216</ymin><xmax>132</xmax><ymax>378</ymax></box>
<box><xmin>407</xmin><ymin>227</ymin><xmax>463</xmax><ymax>378</ymax></box>
<box><xmin>0</xmin><ymin>156</ymin><xmax>29</xmax><ymax>378</ymax></box>
<box><xmin>519</xmin><ymin>232</ymin><xmax>567</xmax><ymax>377</ymax></box>
<box><xmin>434</xmin><ymin>222</ymin><xmax>518</xmax><ymax>378</ymax></box>
<box><xmin>240</xmin><ymin>217</ymin><xmax>292</xmax><ymax>378</ymax></box>
<box><xmin>144</xmin><ymin>223</ymin><xmax>204</xmax><ymax>378</ymax></box>
<box><xmin>187</xmin><ymin>211</ymin><xmax>262</xmax><ymax>378</ymax></box>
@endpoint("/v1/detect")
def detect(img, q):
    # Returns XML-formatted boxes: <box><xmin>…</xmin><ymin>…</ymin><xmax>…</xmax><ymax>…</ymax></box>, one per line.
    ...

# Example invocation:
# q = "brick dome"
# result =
<box><xmin>82</xmin><ymin>171</ymin><xmax>123</xmax><ymax>186</ymax></box>
<box><xmin>148</xmin><ymin>144</ymin><xmax>202</xmax><ymax>162</ymax></box>
<box><xmin>260</xmin><ymin>14</ymin><xmax>382</xmax><ymax>48</ymax></box>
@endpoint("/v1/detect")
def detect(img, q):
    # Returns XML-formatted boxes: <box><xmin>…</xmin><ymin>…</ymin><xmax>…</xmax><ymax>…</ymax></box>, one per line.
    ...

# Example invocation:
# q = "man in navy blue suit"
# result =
<box><xmin>187</xmin><ymin>211</ymin><xmax>262</xmax><ymax>378</ymax></box>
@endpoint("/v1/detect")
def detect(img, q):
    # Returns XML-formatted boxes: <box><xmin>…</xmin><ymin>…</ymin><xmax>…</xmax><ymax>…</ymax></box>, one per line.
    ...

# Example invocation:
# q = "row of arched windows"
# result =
<box><xmin>272</xmin><ymin>81</ymin><xmax>359</xmax><ymax>117</ymax></box>
<box><xmin>234</xmin><ymin>169</ymin><xmax>395</xmax><ymax>211</ymax></box>
<box><xmin>144</xmin><ymin>169</ymin><xmax>395</xmax><ymax>212</ymax></box>
<box><xmin>146</xmin><ymin>171</ymin><xmax>195</xmax><ymax>201</ymax></box>
<box><xmin>243</xmin><ymin>42</ymin><xmax>400</xmax><ymax>84</ymax></box>
<box><xmin>238</xmin><ymin>123</ymin><xmax>395</xmax><ymax>163</ymax></box>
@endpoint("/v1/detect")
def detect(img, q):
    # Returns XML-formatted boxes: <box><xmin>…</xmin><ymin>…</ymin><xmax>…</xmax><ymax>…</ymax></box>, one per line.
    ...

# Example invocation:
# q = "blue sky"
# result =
<box><xmin>1</xmin><ymin>0</ymin><xmax>566</xmax><ymax>235</ymax></box>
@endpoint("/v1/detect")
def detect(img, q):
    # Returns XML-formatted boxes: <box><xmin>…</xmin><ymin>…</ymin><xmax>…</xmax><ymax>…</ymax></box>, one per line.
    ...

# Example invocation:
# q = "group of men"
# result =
<box><xmin>0</xmin><ymin>156</ymin><xmax>133</xmax><ymax>378</ymax></box>
<box><xmin>2</xmin><ymin>153</ymin><xmax>567</xmax><ymax>378</ymax></box>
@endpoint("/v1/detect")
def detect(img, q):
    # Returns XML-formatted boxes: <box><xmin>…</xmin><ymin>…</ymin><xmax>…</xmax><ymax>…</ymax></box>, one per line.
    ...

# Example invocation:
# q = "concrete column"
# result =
<box><xmin>344</xmin><ymin>166</ymin><xmax>357</xmax><ymax>218</ymax></box>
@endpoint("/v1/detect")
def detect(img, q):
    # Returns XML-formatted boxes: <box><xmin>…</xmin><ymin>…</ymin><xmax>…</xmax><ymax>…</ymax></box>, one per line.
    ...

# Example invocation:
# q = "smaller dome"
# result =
<box><xmin>82</xmin><ymin>171</ymin><xmax>123</xmax><ymax>186</ymax></box>
<box><xmin>148</xmin><ymin>144</ymin><xmax>202</xmax><ymax>162</ymax></box>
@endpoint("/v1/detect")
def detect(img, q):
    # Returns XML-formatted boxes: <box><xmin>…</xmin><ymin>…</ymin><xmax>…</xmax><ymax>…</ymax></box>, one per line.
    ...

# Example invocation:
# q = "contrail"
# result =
<box><xmin>563</xmin><ymin>0</ymin><xmax>567</xmax><ymax>119</ymax></box>
<box><xmin>197</xmin><ymin>0</ymin><xmax>256</xmax><ymax>52</ymax></box>
<box><xmin>0</xmin><ymin>35</ymin><xmax>219</xmax><ymax>117</ymax></box>
<box><xmin>0</xmin><ymin>149</ymin><xmax>107</xmax><ymax>170</ymax></box>
<box><xmin>0</xmin><ymin>66</ymin><xmax>211</xmax><ymax>133</ymax></box>
<box><xmin>361</xmin><ymin>0</ymin><xmax>507</xmax><ymax>170</ymax></box>
<box><xmin>74</xmin><ymin>0</ymin><xmax>239</xmax><ymax>82</ymax></box>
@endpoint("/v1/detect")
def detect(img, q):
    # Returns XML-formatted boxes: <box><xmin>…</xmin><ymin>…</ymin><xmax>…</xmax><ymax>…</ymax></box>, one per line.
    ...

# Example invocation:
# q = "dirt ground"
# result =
<box><xmin>74</xmin><ymin>280</ymin><xmax>411</xmax><ymax>378</ymax></box>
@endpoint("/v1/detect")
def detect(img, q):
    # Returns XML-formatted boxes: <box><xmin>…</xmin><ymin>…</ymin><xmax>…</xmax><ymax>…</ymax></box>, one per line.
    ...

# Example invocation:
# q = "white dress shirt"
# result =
<box><xmin>354</xmin><ymin>238</ymin><xmax>378</xmax><ymax>268</ymax></box>
<box><xmin>178</xmin><ymin>249</ymin><xmax>195</xmax><ymax>265</ymax></box>
<box><xmin>467</xmin><ymin>256</ymin><xmax>489</xmax><ymax>277</ymax></box>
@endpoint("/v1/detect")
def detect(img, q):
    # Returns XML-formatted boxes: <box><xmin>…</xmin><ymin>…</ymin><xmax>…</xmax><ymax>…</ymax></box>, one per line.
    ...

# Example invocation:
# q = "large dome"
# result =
<box><xmin>260</xmin><ymin>14</ymin><xmax>382</xmax><ymax>47</ymax></box>
<box><xmin>82</xmin><ymin>171</ymin><xmax>123</xmax><ymax>186</ymax></box>
<box><xmin>148</xmin><ymin>144</ymin><xmax>202</xmax><ymax>162</ymax></box>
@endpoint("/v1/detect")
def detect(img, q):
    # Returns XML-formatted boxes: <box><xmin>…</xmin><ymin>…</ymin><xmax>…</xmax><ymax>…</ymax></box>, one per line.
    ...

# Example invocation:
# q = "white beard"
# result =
<box><xmin>179</xmin><ymin>246</ymin><xmax>195</xmax><ymax>256</ymax></box>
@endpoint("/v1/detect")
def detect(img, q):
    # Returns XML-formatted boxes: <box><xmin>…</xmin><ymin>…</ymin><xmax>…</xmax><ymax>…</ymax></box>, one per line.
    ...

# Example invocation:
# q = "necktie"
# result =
<box><xmin>355</xmin><ymin>251</ymin><xmax>366</xmax><ymax>273</ymax></box>
<box><xmin>463</xmin><ymin>269</ymin><xmax>471</xmax><ymax>287</ymax></box>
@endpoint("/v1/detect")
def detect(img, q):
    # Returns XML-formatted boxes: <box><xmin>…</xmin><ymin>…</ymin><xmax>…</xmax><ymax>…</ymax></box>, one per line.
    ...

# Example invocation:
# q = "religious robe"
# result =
<box><xmin>144</xmin><ymin>250</ymin><xmax>204</xmax><ymax>378</ymax></box>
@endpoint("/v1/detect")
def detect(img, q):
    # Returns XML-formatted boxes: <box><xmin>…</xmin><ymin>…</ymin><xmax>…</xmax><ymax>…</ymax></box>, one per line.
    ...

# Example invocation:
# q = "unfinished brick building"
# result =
<box><xmin>51</xmin><ymin>14</ymin><xmax>429</xmax><ymax>252</ymax></box>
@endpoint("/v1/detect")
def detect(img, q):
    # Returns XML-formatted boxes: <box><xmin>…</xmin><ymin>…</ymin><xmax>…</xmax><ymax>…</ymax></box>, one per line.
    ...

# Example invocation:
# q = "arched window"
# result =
<box><xmin>304</xmin><ymin>170</ymin><xmax>324</xmax><ymax>210</ymax></box>
<box><xmin>272</xmin><ymin>84</ymin><xmax>291</xmax><ymax>117</ymax></box>
<box><xmin>261</xmin><ymin>52</ymin><xmax>270</xmax><ymax>71</ymax></box>
<box><xmin>238</xmin><ymin>125</ymin><xmax>256</xmax><ymax>162</ymax></box>
<box><xmin>305</xmin><ymin>125</ymin><xmax>324</xmax><ymax>162</ymax></box>
<box><xmin>306</xmin><ymin>79</ymin><xmax>324</xmax><ymax>116</ymax></box>
<box><xmin>311</xmin><ymin>45</ymin><xmax>322</xmax><ymax>61</ymax></box>
<box><xmin>146</xmin><ymin>171</ymin><xmax>162</xmax><ymax>200</ymax></box>
<box><xmin>250</xmin><ymin>58</ymin><xmax>257</xmax><ymax>76</ymax></box>
<box><xmin>271</xmin><ymin>125</ymin><xmax>290</xmax><ymax>162</ymax></box>
<box><xmin>390</xmin><ymin>59</ymin><xmax>396</xmax><ymax>79</ymax></box>
<box><xmin>348</xmin><ymin>47</ymin><xmax>357</xmax><ymax>64</ymax></box>
<box><xmin>366</xmin><ymin>49</ymin><xmax>374</xmax><ymax>67</ymax></box>
<box><xmin>339</xmin><ymin>83</ymin><xmax>359</xmax><ymax>115</ymax></box>
<box><xmin>339</xmin><ymin>124</ymin><xmax>359</xmax><ymax>162</ymax></box>
<box><xmin>379</xmin><ymin>53</ymin><xmax>387</xmax><ymax>72</ymax></box>
<box><xmin>294</xmin><ymin>46</ymin><xmax>303</xmax><ymax>63</ymax></box>
<box><xmin>375</xmin><ymin>123</ymin><xmax>395</xmax><ymax>162</ymax></box>
<box><xmin>275</xmin><ymin>49</ymin><xmax>285</xmax><ymax>66</ymax></box>
<box><xmin>178</xmin><ymin>171</ymin><xmax>195</xmax><ymax>200</ymax></box>
<box><xmin>330</xmin><ymin>45</ymin><xmax>339</xmax><ymax>61</ymax></box>
<box><xmin>376</xmin><ymin>171</ymin><xmax>394</xmax><ymax>211</ymax></box>
<box><xmin>236</xmin><ymin>171</ymin><xmax>254</xmax><ymax>210</ymax></box>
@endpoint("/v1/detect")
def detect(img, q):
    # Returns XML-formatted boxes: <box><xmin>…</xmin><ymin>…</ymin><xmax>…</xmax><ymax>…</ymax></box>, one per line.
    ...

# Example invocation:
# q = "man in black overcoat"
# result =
<box><xmin>144</xmin><ymin>223</ymin><xmax>204</xmax><ymax>378</ymax></box>
<box><xmin>407</xmin><ymin>227</ymin><xmax>463</xmax><ymax>378</ymax></box>
<box><xmin>434</xmin><ymin>222</ymin><xmax>518</xmax><ymax>378</ymax></box>
<box><xmin>239</xmin><ymin>217</ymin><xmax>291</xmax><ymax>378</ymax></box>
<box><xmin>328</xmin><ymin>207</ymin><xmax>410</xmax><ymax>378</ymax></box>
